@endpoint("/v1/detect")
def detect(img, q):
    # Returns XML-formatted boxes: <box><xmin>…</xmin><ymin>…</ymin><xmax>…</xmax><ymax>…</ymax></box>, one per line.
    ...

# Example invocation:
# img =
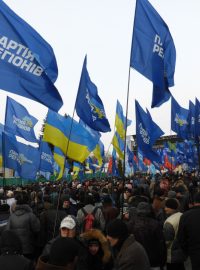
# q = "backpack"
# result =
<box><xmin>81</xmin><ymin>207</ymin><xmax>98</xmax><ymax>232</ymax></box>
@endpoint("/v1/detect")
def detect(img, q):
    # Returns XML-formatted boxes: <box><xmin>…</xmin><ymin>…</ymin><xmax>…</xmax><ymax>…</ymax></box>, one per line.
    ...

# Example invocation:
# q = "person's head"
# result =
<box><xmin>106</xmin><ymin>219</ymin><xmax>129</xmax><ymax>247</ymax></box>
<box><xmin>164</xmin><ymin>198</ymin><xmax>179</xmax><ymax>216</ymax></box>
<box><xmin>49</xmin><ymin>237</ymin><xmax>78</xmax><ymax>268</ymax></box>
<box><xmin>88</xmin><ymin>239</ymin><xmax>100</xmax><ymax>256</ymax></box>
<box><xmin>194</xmin><ymin>192</ymin><xmax>200</xmax><ymax>206</ymax></box>
<box><xmin>61</xmin><ymin>194</ymin><xmax>70</xmax><ymax>209</ymax></box>
<box><xmin>15</xmin><ymin>191</ymin><xmax>29</xmax><ymax>205</ymax></box>
<box><xmin>137</xmin><ymin>202</ymin><xmax>152</xmax><ymax>217</ymax></box>
<box><xmin>60</xmin><ymin>215</ymin><xmax>76</xmax><ymax>238</ymax></box>
<box><xmin>84</xmin><ymin>193</ymin><xmax>94</xmax><ymax>205</ymax></box>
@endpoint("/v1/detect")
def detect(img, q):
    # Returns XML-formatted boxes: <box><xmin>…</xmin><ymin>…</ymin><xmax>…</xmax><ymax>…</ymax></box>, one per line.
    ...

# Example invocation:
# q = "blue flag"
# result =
<box><xmin>3</xmin><ymin>132</ymin><xmax>40</xmax><ymax>179</ymax></box>
<box><xmin>188</xmin><ymin>101</ymin><xmax>195</xmax><ymax>139</ymax></box>
<box><xmin>5</xmin><ymin>96</ymin><xmax>38</xmax><ymax>142</ymax></box>
<box><xmin>131</xmin><ymin>0</ymin><xmax>176</xmax><ymax>108</ymax></box>
<box><xmin>0</xmin><ymin>123</ymin><xmax>4</xmax><ymax>155</ymax></box>
<box><xmin>76</xmin><ymin>56</ymin><xmax>111</xmax><ymax>132</ymax></box>
<box><xmin>171</xmin><ymin>96</ymin><xmax>189</xmax><ymax>139</ymax></box>
<box><xmin>135</xmin><ymin>100</ymin><xmax>164</xmax><ymax>151</ymax></box>
<box><xmin>39</xmin><ymin>141</ymin><xmax>54</xmax><ymax>173</ymax></box>
<box><xmin>0</xmin><ymin>1</ymin><xmax>62</xmax><ymax>111</ymax></box>
<box><xmin>195</xmin><ymin>98</ymin><xmax>200</xmax><ymax>139</ymax></box>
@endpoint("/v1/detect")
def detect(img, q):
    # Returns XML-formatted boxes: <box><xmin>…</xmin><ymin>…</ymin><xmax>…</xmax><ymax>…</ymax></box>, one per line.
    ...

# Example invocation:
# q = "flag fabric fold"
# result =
<box><xmin>43</xmin><ymin>110</ymin><xmax>98</xmax><ymax>163</ymax></box>
<box><xmin>131</xmin><ymin>0</ymin><xmax>176</xmax><ymax>108</ymax></box>
<box><xmin>0</xmin><ymin>1</ymin><xmax>63</xmax><ymax>111</ymax></box>
<box><xmin>76</xmin><ymin>56</ymin><xmax>111</xmax><ymax>132</ymax></box>
<box><xmin>171</xmin><ymin>96</ymin><xmax>189</xmax><ymax>139</ymax></box>
<box><xmin>115</xmin><ymin>100</ymin><xmax>132</xmax><ymax>139</ymax></box>
<box><xmin>5</xmin><ymin>96</ymin><xmax>38</xmax><ymax>142</ymax></box>
<box><xmin>3</xmin><ymin>132</ymin><xmax>40</xmax><ymax>179</ymax></box>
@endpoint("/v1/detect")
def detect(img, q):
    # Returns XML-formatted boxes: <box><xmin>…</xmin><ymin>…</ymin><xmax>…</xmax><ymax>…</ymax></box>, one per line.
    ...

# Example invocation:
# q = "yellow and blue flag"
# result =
<box><xmin>53</xmin><ymin>147</ymin><xmax>65</xmax><ymax>180</ymax></box>
<box><xmin>5</xmin><ymin>96</ymin><xmax>38</xmax><ymax>142</ymax></box>
<box><xmin>76</xmin><ymin>56</ymin><xmax>111</xmax><ymax>132</ymax></box>
<box><xmin>93</xmin><ymin>140</ymin><xmax>104</xmax><ymax>167</ymax></box>
<box><xmin>43</xmin><ymin>110</ymin><xmax>97</xmax><ymax>163</ymax></box>
<box><xmin>112</xmin><ymin>132</ymin><xmax>124</xmax><ymax>160</ymax></box>
<box><xmin>131</xmin><ymin>0</ymin><xmax>176</xmax><ymax>108</ymax></box>
<box><xmin>0</xmin><ymin>1</ymin><xmax>62</xmax><ymax>111</ymax></box>
<box><xmin>115</xmin><ymin>100</ymin><xmax>132</xmax><ymax>140</ymax></box>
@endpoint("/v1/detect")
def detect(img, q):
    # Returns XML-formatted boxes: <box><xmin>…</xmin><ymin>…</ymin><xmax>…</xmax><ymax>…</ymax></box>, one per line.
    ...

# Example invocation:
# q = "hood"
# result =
<box><xmin>81</xmin><ymin>229</ymin><xmax>111</xmax><ymax>264</ymax></box>
<box><xmin>14</xmin><ymin>204</ymin><xmax>32</xmax><ymax>216</ymax></box>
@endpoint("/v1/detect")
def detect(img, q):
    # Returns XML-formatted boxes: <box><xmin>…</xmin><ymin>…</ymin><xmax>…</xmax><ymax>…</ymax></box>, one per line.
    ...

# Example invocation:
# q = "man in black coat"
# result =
<box><xmin>177</xmin><ymin>191</ymin><xmax>200</xmax><ymax>270</ymax></box>
<box><xmin>106</xmin><ymin>219</ymin><xmax>150</xmax><ymax>270</ymax></box>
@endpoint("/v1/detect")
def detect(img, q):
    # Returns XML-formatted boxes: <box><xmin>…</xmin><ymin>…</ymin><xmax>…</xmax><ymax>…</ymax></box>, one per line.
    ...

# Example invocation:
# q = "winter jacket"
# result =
<box><xmin>163</xmin><ymin>211</ymin><xmax>186</xmax><ymax>264</ymax></box>
<box><xmin>0</xmin><ymin>253</ymin><xmax>33</xmax><ymax>270</ymax></box>
<box><xmin>6</xmin><ymin>204</ymin><xmax>40</xmax><ymax>255</ymax></box>
<box><xmin>177</xmin><ymin>205</ymin><xmax>200</xmax><ymax>270</ymax></box>
<box><xmin>39</xmin><ymin>208</ymin><xmax>67</xmax><ymax>244</ymax></box>
<box><xmin>128</xmin><ymin>215</ymin><xmax>166</xmax><ymax>267</ymax></box>
<box><xmin>113</xmin><ymin>235</ymin><xmax>150</xmax><ymax>270</ymax></box>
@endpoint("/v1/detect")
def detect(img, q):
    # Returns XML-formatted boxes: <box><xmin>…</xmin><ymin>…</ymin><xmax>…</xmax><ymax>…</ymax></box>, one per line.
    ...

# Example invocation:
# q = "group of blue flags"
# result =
<box><xmin>3</xmin><ymin>0</ymin><xmax>200</xmax><ymax>177</ymax></box>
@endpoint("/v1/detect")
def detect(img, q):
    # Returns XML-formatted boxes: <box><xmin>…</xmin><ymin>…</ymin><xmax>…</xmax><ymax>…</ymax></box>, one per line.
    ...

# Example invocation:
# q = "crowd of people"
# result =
<box><xmin>0</xmin><ymin>171</ymin><xmax>200</xmax><ymax>270</ymax></box>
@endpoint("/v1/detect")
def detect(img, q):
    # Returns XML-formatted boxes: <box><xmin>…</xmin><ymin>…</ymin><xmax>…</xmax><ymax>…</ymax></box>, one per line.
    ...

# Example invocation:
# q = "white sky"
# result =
<box><xmin>2</xmin><ymin>0</ymin><xmax>200</xmax><ymax>150</ymax></box>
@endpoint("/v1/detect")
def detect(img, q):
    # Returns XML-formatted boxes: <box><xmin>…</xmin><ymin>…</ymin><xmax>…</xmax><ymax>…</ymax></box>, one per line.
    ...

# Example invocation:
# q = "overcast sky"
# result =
<box><xmin>2</xmin><ymin>0</ymin><xmax>200</xmax><ymax>150</ymax></box>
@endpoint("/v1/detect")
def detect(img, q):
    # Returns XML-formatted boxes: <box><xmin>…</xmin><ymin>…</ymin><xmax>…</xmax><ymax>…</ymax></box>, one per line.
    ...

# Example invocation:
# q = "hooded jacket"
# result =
<box><xmin>81</xmin><ymin>229</ymin><xmax>112</xmax><ymax>270</ymax></box>
<box><xmin>6</xmin><ymin>204</ymin><xmax>40</xmax><ymax>254</ymax></box>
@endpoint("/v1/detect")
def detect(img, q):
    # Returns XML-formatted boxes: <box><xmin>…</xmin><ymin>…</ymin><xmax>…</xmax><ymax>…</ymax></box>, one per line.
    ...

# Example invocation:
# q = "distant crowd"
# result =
<box><xmin>0</xmin><ymin>172</ymin><xmax>200</xmax><ymax>270</ymax></box>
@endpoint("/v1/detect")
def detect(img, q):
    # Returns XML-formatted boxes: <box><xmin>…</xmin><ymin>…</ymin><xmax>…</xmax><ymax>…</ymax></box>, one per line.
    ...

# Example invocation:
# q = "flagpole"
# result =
<box><xmin>53</xmin><ymin>107</ymin><xmax>76</xmax><ymax>238</ymax></box>
<box><xmin>121</xmin><ymin>0</ymin><xmax>138</xmax><ymax>218</ymax></box>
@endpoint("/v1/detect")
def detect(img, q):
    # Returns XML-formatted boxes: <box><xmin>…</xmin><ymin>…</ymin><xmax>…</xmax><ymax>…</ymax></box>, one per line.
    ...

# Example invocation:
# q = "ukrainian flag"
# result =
<box><xmin>112</xmin><ymin>132</ymin><xmax>124</xmax><ymax>160</ymax></box>
<box><xmin>53</xmin><ymin>147</ymin><xmax>65</xmax><ymax>180</ymax></box>
<box><xmin>43</xmin><ymin>110</ymin><xmax>97</xmax><ymax>163</ymax></box>
<box><xmin>115</xmin><ymin>100</ymin><xmax>132</xmax><ymax>139</ymax></box>
<box><xmin>93</xmin><ymin>140</ymin><xmax>104</xmax><ymax>166</ymax></box>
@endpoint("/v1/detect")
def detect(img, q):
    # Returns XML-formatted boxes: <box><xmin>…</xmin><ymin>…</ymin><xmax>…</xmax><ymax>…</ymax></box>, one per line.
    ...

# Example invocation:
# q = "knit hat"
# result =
<box><xmin>165</xmin><ymin>198</ymin><xmax>179</xmax><ymax>210</ymax></box>
<box><xmin>106</xmin><ymin>219</ymin><xmax>128</xmax><ymax>240</ymax></box>
<box><xmin>60</xmin><ymin>215</ymin><xmax>76</xmax><ymax>230</ymax></box>
<box><xmin>167</xmin><ymin>190</ymin><xmax>176</xmax><ymax>199</ymax></box>
<box><xmin>49</xmin><ymin>238</ymin><xmax>78</xmax><ymax>266</ymax></box>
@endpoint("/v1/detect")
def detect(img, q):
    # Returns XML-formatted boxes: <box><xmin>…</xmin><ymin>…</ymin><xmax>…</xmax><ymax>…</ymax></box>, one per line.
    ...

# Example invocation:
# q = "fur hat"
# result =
<box><xmin>81</xmin><ymin>229</ymin><xmax>111</xmax><ymax>263</ymax></box>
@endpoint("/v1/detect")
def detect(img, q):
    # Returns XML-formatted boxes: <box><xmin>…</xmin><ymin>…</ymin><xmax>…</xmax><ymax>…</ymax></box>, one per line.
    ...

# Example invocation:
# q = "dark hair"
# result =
<box><xmin>15</xmin><ymin>192</ymin><xmax>29</xmax><ymax>205</ymax></box>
